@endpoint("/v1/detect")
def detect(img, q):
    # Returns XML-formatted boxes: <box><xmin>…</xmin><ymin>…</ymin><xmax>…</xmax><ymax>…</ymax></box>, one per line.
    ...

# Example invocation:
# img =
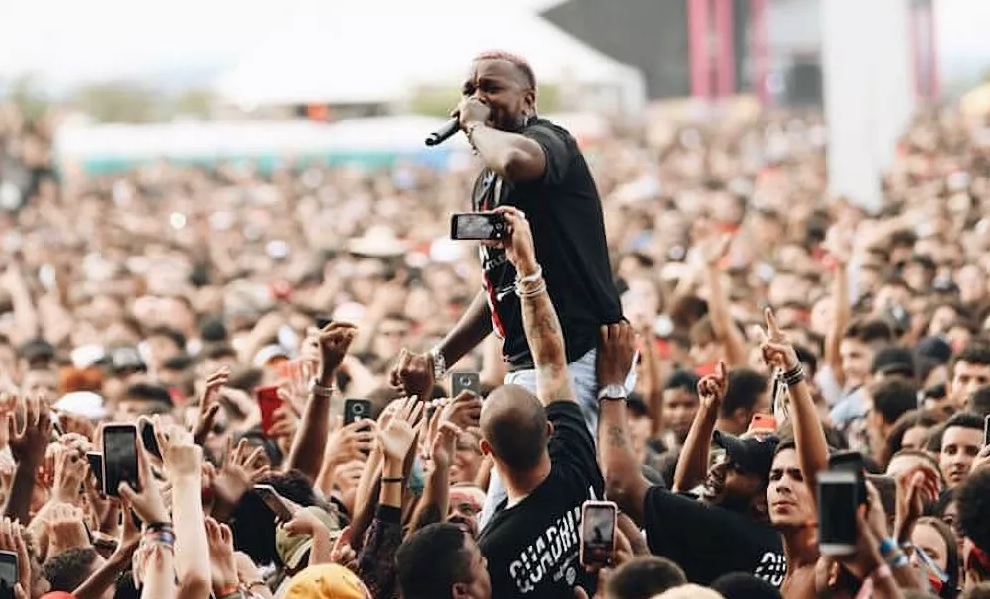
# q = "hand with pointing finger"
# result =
<box><xmin>760</xmin><ymin>308</ymin><xmax>799</xmax><ymax>371</ymax></box>
<box><xmin>698</xmin><ymin>361</ymin><xmax>728</xmax><ymax>410</ymax></box>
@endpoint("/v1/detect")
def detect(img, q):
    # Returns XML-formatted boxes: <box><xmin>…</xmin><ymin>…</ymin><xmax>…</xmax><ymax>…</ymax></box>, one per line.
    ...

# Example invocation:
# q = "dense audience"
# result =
<box><xmin>0</xmin><ymin>91</ymin><xmax>989</xmax><ymax>599</ymax></box>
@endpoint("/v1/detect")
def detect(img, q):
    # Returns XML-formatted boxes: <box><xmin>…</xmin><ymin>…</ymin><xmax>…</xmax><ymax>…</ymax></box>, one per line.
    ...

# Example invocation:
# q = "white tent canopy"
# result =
<box><xmin>215</xmin><ymin>6</ymin><xmax>643</xmax><ymax>110</ymax></box>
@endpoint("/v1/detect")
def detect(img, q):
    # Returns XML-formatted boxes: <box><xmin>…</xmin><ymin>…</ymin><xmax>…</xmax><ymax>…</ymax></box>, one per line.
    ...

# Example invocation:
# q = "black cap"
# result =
<box><xmin>871</xmin><ymin>346</ymin><xmax>916</xmax><ymax>378</ymax></box>
<box><xmin>18</xmin><ymin>339</ymin><xmax>55</xmax><ymax>365</ymax></box>
<box><xmin>713</xmin><ymin>430</ymin><xmax>779</xmax><ymax>478</ymax></box>
<box><xmin>916</xmin><ymin>336</ymin><xmax>953</xmax><ymax>365</ymax></box>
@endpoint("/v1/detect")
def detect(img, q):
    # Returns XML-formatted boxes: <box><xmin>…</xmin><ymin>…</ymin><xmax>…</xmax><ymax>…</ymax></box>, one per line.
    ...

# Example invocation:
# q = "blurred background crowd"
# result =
<box><xmin>2</xmin><ymin>0</ymin><xmax>990</xmax><ymax>598</ymax></box>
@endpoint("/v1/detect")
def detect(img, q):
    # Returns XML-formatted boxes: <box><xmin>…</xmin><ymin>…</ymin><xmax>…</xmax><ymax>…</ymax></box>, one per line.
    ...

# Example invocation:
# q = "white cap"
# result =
<box><xmin>253</xmin><ymin>344</ymin><xmax>290</xmax><ymax>367</ymax></box>
<box><xmin>54</xmin><ymin>391</ymin><xmax>108</xmax><ymax>421</ymax></box>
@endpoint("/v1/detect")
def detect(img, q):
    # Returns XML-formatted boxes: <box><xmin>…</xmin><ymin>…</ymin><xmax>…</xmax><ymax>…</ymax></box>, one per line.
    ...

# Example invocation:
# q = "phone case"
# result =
<box><xmin>580</xmin><ymin>501</ymin><xmax>617</xmax><ymax>568</ymax></box>
<box><xmin>256</xmin><ymin>387</ymin><xmax>283</xmax><ymax>434</ymax></box>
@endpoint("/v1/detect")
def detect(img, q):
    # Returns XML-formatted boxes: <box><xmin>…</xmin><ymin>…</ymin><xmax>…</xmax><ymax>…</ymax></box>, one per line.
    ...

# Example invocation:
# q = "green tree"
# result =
<box><xmin>69</xmin><ymin>81</ymin><xmax>163</xmax><ymax>122</ymax></box>
<box><xmin>6</xmin><ymin>74</ymin><xmax>49</xmax><ymax>121</ymax></box>
<box><xmin>408</xmin><ymin>83</ymin><xmax>562</xmax><ymax>117</ymax></box>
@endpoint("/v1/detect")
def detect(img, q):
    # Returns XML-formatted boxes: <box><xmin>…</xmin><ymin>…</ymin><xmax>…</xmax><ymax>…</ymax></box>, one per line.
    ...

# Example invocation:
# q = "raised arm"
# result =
<box><xmin>672</xmin><ymin>362</ymin><xmax>728</xmax><ymax>493</ymax></box>
<box><xmin>492</xmin><ymin>206</ymin><xmax>574</xmax><ymax>403</ymax></box>
<box><xmin>698</xmin><ymin>233</ymin><xmax>748</xmax><ymax>366</ymax></box>
<box><xmin>761</xmin><ymin>309</ymin><xmax>828</xmax><ymax>495</ymax></box>
<box><xmin>823</xmin><ymin>231</ymin><xmax>852</xmax><ymax>386</ymax></box>
<box><xmin>285</xmin><ymin>322</ymin><xmax>356</xmax><ymax>480</ymax></box>
<box><xmin>596</xmin><ymin>323</ymin><xmax>650</xmax><ymax>525</ymax></box>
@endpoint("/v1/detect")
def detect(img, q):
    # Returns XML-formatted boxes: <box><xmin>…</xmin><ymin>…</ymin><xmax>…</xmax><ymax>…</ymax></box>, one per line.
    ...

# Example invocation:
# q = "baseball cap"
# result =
<box><xmin>916</xmin><ymin>337</ymin><xmax>953</xmax><ymax>365</ymax></box>
<box><xmin>253</xmin><ymin>345</ymin><xmax>290</xmax><ymax>368</ymax></box>
<box><xmin>871</xmin><ymin>346</ymin><xmax>916</xmax><ymax>378</ymax></box>
<box><xmin>276</xmin><ymin>506</ymin><xmax>343</xmax><ymax>571</ymax></box>
<box><xmin>713</xmin><ymin>430</ymin><xmax>779</xmax><ymax>479</ymax></box>
<box><xmin>19</xmin><ymin>338</ymin><xmax>55</xmax><ymax>365</ymax></box>
<box><xmin>283</xmin><ymin>563</ymin><xmax>370</xmax><ymax>599</ymax></box>
<box><xmin>110</xmin><ymin>347</ymin><xmax>147</xmax><ymax>374</ymax></box>
<box><xmin>53</xmin><ymin>391</ymin><xmax>108</xmax><ymax>421</ymax></box>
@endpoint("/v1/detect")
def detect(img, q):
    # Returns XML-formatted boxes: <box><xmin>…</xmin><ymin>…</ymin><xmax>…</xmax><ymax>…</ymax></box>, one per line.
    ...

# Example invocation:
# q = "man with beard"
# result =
<box><xmin>598</xmin><ymin>357</ymin><xmax>786</xmax><ymax>587</ymax></box>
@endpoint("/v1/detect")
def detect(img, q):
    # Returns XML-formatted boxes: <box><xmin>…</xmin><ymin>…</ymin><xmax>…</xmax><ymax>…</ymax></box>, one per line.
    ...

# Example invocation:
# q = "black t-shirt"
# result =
<box><xmin>643</xmin><ymin>486</ymin><xmax>787</xmax><ymax>588</ymax></box>
<box><xmin>478</xmin><ymin>401</ymin><xmax>604</xmax><ymax>598</ymax></box>
<box><xmin>472</xmin><ymin>118</ymin><xmax>621</xmax><ymax>370</ymax></box>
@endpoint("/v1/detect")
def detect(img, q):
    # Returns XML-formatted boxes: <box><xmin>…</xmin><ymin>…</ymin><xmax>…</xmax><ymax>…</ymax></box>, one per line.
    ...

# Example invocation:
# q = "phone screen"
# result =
<box><xmin>450</xmin><ymin>372</ymin><xmax>481</xmax><ymax>397</ymax></box>
<box><xmin>817</xmin><ymin>471</ymin><xmax>858</xmax><ymax>556</ymax></box>
<box><xmin>0</xmin><ymin>550</ymin><xmax>16</xmax><ymax>598</ymax></box>
<box><xmin>256</xmin><ymin>387</ymin><xmax>283</xmax><ymax>435</ymax></box>
<box><xmin>450</xmin><ymin>213</ymin><xmax>505</xmax><ymax>240</ymax></box>
<box><xmin>86</xmin><ymin>452</ymin><xmax>104</xmax><ymax>492</ymax></box>
<box><xmin>344</xmin><ymin>399</ymin><xmax>372</xmax><ymax>426</ymax></box>
<box><xmin>580</xmin><ymin>501</ymin><xmax>616</xmax><ymax>567</ymax></box>
<box><xmin>102</xmin><ymin>425</ymin><xmax>139</xmax><ymax>497</ymax></box>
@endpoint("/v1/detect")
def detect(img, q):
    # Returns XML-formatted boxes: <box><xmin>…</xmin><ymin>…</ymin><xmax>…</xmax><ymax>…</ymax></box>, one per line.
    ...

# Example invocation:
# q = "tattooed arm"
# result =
<box><xmin>597</xmin><ymin>395</ymin><xmax>651</xmax><ymax>525</ymax></box>
<box><xmin>497</xmin><ymin>207</ymin><xmax>575</xmax><ymax>405</ymax></box>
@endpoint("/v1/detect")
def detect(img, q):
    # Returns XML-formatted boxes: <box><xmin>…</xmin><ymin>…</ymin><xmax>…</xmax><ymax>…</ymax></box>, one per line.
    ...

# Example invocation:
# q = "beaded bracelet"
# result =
<box><xmin>782</xmin><ymin>365</ymin><xmax>805</xmax><ymax>387</ymax></box>
<box><xmin>515</xmin><ymin>279</ymin><xmax>547</xmax><ymax>298</ymax></box>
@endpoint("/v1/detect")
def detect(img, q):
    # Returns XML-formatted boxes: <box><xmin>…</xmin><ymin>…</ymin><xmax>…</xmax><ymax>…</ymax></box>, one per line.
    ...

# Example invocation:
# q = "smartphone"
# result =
<box><xmin>256</xmin><ymin>386</ymin><xmax>283</xmax><ymax>436</ymax></box>
<box><xmin>253</xmin><ymin>484</ymin><xmax>295</xmax><ymax>522</ymax></box>
<box><xmin>101</xmin><ymin>424</ymin><xmax>139</xmax><ymax>498</ymax></box>
<box><xmin>315</xmin><ymin>315</ymin><xmax>333</xmax><ymax>330</ymax></box>
<box><xmin>450</xmin><ymin>372</ymin><xmax>481</xmax><ymax>397</ymax></box>
<box><xmin>86</xmin><ymin>452</ymin><xmax>104</xmax><ymax>492</ymax></box>
<box><xmin>450</xmin><ymin>213</ymin><xmax>506</xmax><ymax>241</ymax></box>
<box><xmin>0</xmin><ymin>550</ymin><xmax>16</xmax><ymax>599</ymax></box>
<box><xmin>817</xmin><ymin>469</ymin><xmax>859</xmax><ymax>556</ymax></box>
<box><xmin>344</xmin><ymin>399</ymin><xmax>373</xmax><ymax>426</ymax></box>
<box><xmin>769</xmin><ymin>367</ymin><xmax>789</xmax><ymax>423</ymax></box>
<box><xmin>829</xmin><ymin>450</ymin><xmax>867</xmax><ymax>505</ymax></box>
<box><xmin>580</xmin><ymin>500</ymin><xmax>617</xmax><ymax>568</ymax></box>
<box><xmin>138</xmin><ymin>417</ymin><xmax>161</xmax><ymax>460</ymax></box>
<box><xmin>984</xmin><ymin>414</ymin><xmax>990</xmax><ymax>446</ymax></box>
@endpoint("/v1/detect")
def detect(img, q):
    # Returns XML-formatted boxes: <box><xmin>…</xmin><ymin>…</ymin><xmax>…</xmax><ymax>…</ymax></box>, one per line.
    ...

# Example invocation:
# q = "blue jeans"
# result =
<box><xmin>478</xmin><ymin>348</ymin><xmax>636</xmax><ymax>529</ymax></box>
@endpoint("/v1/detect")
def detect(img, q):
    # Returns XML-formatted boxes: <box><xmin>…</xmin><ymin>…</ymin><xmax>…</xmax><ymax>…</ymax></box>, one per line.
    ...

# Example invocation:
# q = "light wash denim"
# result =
<box><xmin>478</xmin><ymin>348</ymin><xmax>637</xmax><ymax>529</ymax></box>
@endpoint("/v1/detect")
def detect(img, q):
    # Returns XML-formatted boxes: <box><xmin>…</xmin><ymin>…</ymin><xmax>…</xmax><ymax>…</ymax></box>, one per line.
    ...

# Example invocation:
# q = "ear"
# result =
<box><xmin>523</xmin><ymin>88</ymin><xmax>536</xmax><ymax>113</ymax></box>
<box><xmin>732</xmin><ymin>407</ymin><xmax>750</xmax><ymax>430</ymax></box>
<box><xmin>480</xmin><ymin>438</ymin><xmax>492</xmax><ymax>457</ymax></box>
<box><xmin>452</xmin><ymin>582</ymin><xmax>470</xmax><ymax>598</ymax></box>
<box><xmin>545</xmin><ymin>421</ymin><xmax>554</xmax><ymax>439</ymax></box>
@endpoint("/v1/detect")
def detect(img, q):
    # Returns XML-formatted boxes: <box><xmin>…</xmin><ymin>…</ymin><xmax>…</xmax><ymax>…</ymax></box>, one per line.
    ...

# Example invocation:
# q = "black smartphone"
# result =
<box><xmin>0</xmin><ymin>550</ymin><xmax>16</xmax><ymax>599</ymax></box>
<box><xmin>344</xmin><ymin>399</ymin><xmax>372</xmax><ymax>426</ymax></box>
<box><xmin>102</xmin><ymin>424</ymin><xmax>140</xmax><ymax>497</ymax></box>
<box><xmin>817</xmin><ymin>469</ymin><xmax>859</xmax><ymax>556</ymax></box>
<box><xmin>828</xmin><ymin>450</ymin><xmax>866</xmax><ymax>505</ymax></box>
<box><xmin>86</xmin><ymin>452</ymin><xmax>104</xmax><ymax>492</ymax></box>
<box><xmin>253</xmin><ymin>484</ymin><xmax>295</xmax><ymax>522</ymax></box>
<box><xmin>138</xmin><ymin>417</ymin><xmax>161</xmax><ymax>460</ymax></box>
<box><xmin>450</xmin><ymin>213</ymin><xmax>506</xmax><ymax>241</ymax></box>
<box><xmin>450</xmin><ymin>372</ymin><xmax>481</xmax><ymax>397</ymax></box>
<box><xmin>984</xmin><ymin>415</ymin><xmax>990</xmax><ymax>446</ymax></box>
<box><xmin>315</xmin><ymin>314</ymin><xmax>333</xmax><ymax>330</ymax></box>
<box><xmin>580</xmin><ymin>500</ymin><xmax>617</xmax><ymax>568</ymax></box>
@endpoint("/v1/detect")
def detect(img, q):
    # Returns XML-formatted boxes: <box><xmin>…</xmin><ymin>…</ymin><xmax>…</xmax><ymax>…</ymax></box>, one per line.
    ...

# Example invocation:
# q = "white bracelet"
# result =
<box><xmin>515</xmin><ymin>265</ymin><xmax>543</xmax><ymax>285</ymax></box>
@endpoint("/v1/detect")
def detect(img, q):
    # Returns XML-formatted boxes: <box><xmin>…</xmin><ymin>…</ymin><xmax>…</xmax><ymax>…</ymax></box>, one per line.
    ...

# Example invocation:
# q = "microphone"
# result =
<box><xmin>425</xmin><ymin>116</ymin><xmax>461</xmax><ymax>147</ymax></box>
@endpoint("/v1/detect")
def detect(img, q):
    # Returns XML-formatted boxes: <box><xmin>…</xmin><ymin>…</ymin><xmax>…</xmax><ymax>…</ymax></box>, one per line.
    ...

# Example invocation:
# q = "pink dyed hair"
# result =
<box><xmin>472</xmin><ymin>50</ymin><xmax>537</xmax><ymax>89</ymax></box>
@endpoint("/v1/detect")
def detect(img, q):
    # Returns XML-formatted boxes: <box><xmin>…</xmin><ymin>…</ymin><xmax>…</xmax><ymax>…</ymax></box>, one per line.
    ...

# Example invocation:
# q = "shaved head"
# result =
<box><xmin>480</xmin><ymin>384</ymin><xmax>548</xmax><ymax>470</ymax></box>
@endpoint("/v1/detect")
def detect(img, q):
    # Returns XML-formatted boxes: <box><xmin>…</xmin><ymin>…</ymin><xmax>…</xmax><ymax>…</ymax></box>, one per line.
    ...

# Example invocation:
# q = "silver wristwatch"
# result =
<box><xmin>430</xmin><ymin>347</ymin><xmax>447</xmax><ymax>381</ymax></box>
<box><xmin>309</xmin><ymin>378</ymin><xmax>336</xmax><ymax>398</ymax></box>
<box><xmin>597</xmin><ymin>384</ymin><xmax>627</xmax><ymax>401</ymax></box>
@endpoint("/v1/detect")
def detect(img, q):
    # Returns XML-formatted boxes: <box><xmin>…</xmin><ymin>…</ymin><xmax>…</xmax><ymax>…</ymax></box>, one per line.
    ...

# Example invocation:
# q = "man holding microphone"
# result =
<box><xmin>392</xmin><ymin>50</ymin><xmax>629</xmax><ymax>526</ymax></box>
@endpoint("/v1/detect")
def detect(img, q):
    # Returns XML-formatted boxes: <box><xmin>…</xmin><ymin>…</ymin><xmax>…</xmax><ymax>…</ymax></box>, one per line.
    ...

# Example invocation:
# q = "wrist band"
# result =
<box><xmin>309</xmin><ymin>379</ymin><xmax>336</xmax><ymax>398</ymax></box>
<box><xmin>514</xmin><ymin>279</ymin><xmax>547</xmax><ymax>298</ymax></box>
<box><xmin>381</xmin><ymin>476</ymin><xmax>404</xmax><ymax>484</ymax></box>
<box><xmin>878</xmin><ymin>537</ymin><xmax>898</xmax><ymax>557</ymax></box>
<box><xmin>782</xmin><ymin>365</ymin><xmax>805</xmax><ymax>386</ymax></box>
<box><xmin>516</xmin><ymin>265</ymin><xmax>543</xmax><ymax>285</ymax></box>
<box><xmin>145</xmin><ymin>522</ymin><xmax>173</xmax><ymax>534</ymax></box>
<box><xmin>144</xmin><ymin>530</ymin><xmax>176</xmax><ymax>546</ymax></box>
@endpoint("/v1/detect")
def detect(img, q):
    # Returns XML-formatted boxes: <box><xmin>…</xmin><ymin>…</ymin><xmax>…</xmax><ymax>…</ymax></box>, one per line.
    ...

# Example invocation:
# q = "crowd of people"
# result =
<box><xmin>0</xmin><ymin>50</ymin><xmax>990</xmax><ymax>599</ymax></box>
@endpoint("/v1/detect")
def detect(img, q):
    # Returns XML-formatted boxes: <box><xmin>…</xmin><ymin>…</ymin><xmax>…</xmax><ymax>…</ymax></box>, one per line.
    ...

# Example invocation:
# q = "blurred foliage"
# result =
<box><xmin>68</xmin><ymin>81</ymin><xmax>216</xmax><ymax>122</ymax></box>
<box><xmin>408</xmin><ymin>84</ymin><xmax>562</xmax><ymax>117</ymax></box>
<box><xmin>7</xmin><ymin>75</ymin><xmax>50</xmax><ymax>121</ymax></box>
<box><xmin>1</xmin><ymin>75</ymin><xmax>217</xmax><ymax>123</ymax></box>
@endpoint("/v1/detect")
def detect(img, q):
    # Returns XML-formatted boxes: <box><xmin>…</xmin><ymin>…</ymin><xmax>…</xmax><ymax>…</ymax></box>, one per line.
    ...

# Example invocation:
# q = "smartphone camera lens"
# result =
<box><xmin>352</xmin><ymin>403</ymin><xmax>365</xmax><ymax>415</ymax></box>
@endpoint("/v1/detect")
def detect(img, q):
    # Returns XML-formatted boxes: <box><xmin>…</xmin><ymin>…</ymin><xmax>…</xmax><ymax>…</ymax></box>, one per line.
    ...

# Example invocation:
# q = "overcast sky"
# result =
<box><xmin>0</xmin><ymin>0</ymin><xmax>987</xmax><ymax>89</ymax></box>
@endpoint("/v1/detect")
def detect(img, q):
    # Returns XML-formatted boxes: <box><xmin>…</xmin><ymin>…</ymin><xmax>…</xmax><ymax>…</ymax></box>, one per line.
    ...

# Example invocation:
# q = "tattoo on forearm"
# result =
<box><xmin>607</xmin><ymin>425</ymin><xmax>628</xmax><ymax>449</ymax></box>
